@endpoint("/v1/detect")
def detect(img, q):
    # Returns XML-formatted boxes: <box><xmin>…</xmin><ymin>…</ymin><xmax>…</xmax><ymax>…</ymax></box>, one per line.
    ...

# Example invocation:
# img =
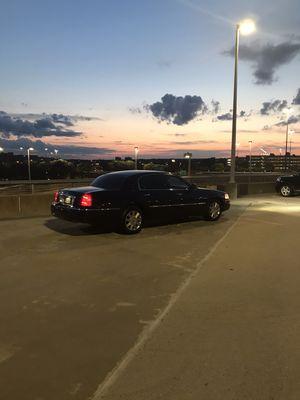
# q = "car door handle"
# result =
<box><xmin>144</xmin><ymin>193</ymin><xmax>151</xmax><ymax>197</ymax></box>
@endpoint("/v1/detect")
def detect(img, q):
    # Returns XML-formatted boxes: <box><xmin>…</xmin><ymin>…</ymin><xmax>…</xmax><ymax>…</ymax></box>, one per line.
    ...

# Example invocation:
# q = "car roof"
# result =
<box><xmin>99</xmin><ymin>170</ymin><xmax>170</xmax><ymax>178</ymax></box>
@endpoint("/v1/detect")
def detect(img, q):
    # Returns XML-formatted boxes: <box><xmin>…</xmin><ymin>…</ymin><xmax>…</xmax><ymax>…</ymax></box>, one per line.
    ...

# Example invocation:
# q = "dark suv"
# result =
<box><xmin>275</xmin><ymin>173</ymin><xmax>300</xmax><ymax>197</ymax></box>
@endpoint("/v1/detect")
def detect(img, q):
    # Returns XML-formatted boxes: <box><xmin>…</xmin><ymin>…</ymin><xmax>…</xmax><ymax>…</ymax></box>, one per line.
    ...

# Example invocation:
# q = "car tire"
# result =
<box><xmin>120</xmin><ymin>206</ymin><xmax>143</xmax><ymax>234</ymax></box>
<box><xmin>280</xmin><ymin>185</ymin><xmax>293</xmax><ymax>197</ymax></box>
<box><xmin>205</xmin><ymin>200</ymin><xmax>222</xmax><ymax>221</ymax></box>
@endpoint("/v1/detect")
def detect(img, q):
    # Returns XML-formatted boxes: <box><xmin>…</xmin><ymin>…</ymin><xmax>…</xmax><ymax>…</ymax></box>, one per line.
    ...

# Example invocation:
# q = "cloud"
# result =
<box><xmin>224</xmin><ymin>41</ymin><xmax>300</xmax><ymax>85</ymax></box>
<box><xmin>292</xmin><ymin>89</ymin><xmax>300</xmax><ymax>105</ymax></box>
<box><xmin>262</xmin><ymin>125</ymin><xmax>272</xmax><ymax>130</ymax></box>
<box><xmin>260</xmin><ymin>99</ymin><xmax>288</xmax><ymax>115</ymax></box>
<box><xmin>211</xmin><ymin>100</ymin><xmax>220</xmax><ymax>114</ymax></box>
<box><xmin>169</xmin><ymin>140</ymin><xmax>217</xmax><ymax>145</ymax></box>
<box><xmin>216</xmin><ymin>109</ymin><xmax>251</xmax><ymax>121</ymax></box>
<box><xmin>217</xmin><ymin>112</ymin><xmax>232</xmax><ymax>121</ymax></box>
<box><xmin>50</xmin><ymin>113</ymin><xmax>74</xmax><ymax>126</ymax></box>
<box><xmin>13</xmin><ymin>112</ymin><xmax>102</xmax><ymax>123</ymax></box>
<box><xmin>147</xmin><ymin>94</ymin><xmax>207</xmax><ymax>125</ymax></box>
<box><xmin>157</xmin><ymin>60</ymin><xmax>173</xmax><ymax>68</ymax></box>
<box><xmin>0</xmin><ymin>137</ymin><xmax>115</xmax><ymax>158</ymax></box>
<box><xmin>221</xmin><ymin>129</ymin><xmax>258</xmax><ymax>133</ymax></box>
<box><xmin>0</xmin><ymin>111</ymin><xmax>82</xmax><ymax>138</ymax></box>
<box><xmin>275</xmin><ymin>115</ymin><xmax>300</xmax><ymax>126</ymax></box>
<box><xmin>128</xmin><ymin>107</ymin><xmax>143</xmax><ymax>114</ymax></box>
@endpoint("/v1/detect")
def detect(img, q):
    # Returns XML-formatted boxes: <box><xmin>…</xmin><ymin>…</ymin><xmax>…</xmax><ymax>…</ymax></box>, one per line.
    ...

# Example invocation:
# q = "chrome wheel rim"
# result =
<box><xmin>209</xmin><ymin>202</ymin><xmax>221</xmax><ymax>219</ymax></box>
<box><xmin>281</xmin><ymin>186</ymin><xmax>291</xmax><ymax>197</ymax></box>
<box><xmin>125</xmin><ymin>210</ymin><xmax>142</xmax><ymax>231</ymax></box>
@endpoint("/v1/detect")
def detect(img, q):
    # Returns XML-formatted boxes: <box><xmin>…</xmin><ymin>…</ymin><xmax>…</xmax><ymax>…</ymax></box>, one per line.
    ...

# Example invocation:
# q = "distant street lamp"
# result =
<box><xmin>184</xmin><ymin>152</ymin><xmax>192</xmax><ymax>177</ymax></box>
<box><xmin>134</xmin><ymin>147</ymin><xmax>139</xmax><ymax>170</ymax></box>
<box><xmin>27</xmin><ymin>147</ymin><xmax>34</xmax><ymax>183</ymax></box>
<box><xmin>289</xmin><ymin>130</ymin><xmax>294</xmax><ymax>169</ymax></box>
<box><xmin>229</xmin><ymin>19</ymin><xmax>256</xmax><ymax>185</ymax></box>
<box><xmin>0</xmin><ymin>147</ymin><xmax>4</xmax><ymax>152</ymax></box>
<box><xmin>248</xmin><ymin>140</ymin><xmax>253</xmax><ymax>180</ymax></box>
<box><xmin>283</xmin><ymin>108</ymin><xmax>294</xmax><ymax>170</ymax></box>
<box><xmin>54</xmin><ymin>149</ymin><xmax>58</xmax><ymax>158</ymax></box>
<box><xmin>289</xmin><ymin>130</ymin><xmax>294</xmax><ymax>154</ymax></box>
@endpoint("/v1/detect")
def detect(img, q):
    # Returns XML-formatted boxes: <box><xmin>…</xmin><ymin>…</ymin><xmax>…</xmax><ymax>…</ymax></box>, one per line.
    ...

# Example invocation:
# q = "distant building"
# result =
<box><xmin>244</xmin><ymin>154</ymin><xmax>300</xmax><ymax>172</ymax></box>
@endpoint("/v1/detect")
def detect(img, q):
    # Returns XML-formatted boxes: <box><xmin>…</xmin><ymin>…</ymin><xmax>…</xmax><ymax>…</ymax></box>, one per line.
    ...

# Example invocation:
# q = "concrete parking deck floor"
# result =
<box><xmin>1</xmin><ymin>195</ymin><xmax>300</xmax><ymax>400</ymax></box>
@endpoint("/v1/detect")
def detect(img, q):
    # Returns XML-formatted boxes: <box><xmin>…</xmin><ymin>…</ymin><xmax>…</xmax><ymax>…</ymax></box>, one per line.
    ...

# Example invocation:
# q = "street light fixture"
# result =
<box><xmin>134</xmin><ymin>147</ymin><xmax>139</xmax><ymax>170</ymax></box>
<box><xmin>184</xmin><ymin>152</ymin><xmax>192</xmax><ymax>177</ymax></box>
<box><xmin>239</xmin><ymin>19</ymin><xmax>256</xmax><ymax>35</ymax></box>
<box><xmin>0</xmin><ymin>147</ymin><xmax>4</xmax><ymax>152</ymax></box>
<box><xmin>229</xmin><ymin>19</ymin><xmax>256</xmax><ymax>187</ymax></box>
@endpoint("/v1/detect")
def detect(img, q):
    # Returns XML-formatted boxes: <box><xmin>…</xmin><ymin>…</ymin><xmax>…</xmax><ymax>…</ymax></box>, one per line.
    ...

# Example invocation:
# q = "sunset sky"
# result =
<box><xmin>0</xmin><ymin>0</ymin><xmax>300</xmax><ymax>159</ymax></box>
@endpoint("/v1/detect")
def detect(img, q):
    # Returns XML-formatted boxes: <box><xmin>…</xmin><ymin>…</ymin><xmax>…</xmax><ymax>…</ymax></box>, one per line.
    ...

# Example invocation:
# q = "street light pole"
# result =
<box><xmin>229</xmin><ymin>24</ymin><xmax>239</xmax><ymax>184</ymax></box>
<box><xmin>228</xmin><ymin>19</ymin><xmax>256</xmax><ymax>188</ymax></box>
<box><xmin>289</xmin><ymin>130</ymin><xmax>294</xmax><ymax>170</ymax></box>
<box><xmin>27</xmin><ymin>148</ymin><xmax>32</xmax><ymax>182</ymax></box>
<box><xmin>285</xmin><ymin>123</ymin><xmax>289</xmax><ymax>171</ymax></box>
<box><xmin>27</xmin><ymin>147</ymin><xmax>34</xmax><ymax>190</ymax></box>
<box><xmin>134</xmin><ymin>147</ymin><xmax>139</xmax><ymax>170</ymax></box>
<box><xmin>248</xmin><ymin>140</ymin><xmax>253</xmax><ymax>182</ymax></box>
<box><xmin>184</xmin><ymin>152</ymin><xmax>192</xmax><ymax>177</ymax></box>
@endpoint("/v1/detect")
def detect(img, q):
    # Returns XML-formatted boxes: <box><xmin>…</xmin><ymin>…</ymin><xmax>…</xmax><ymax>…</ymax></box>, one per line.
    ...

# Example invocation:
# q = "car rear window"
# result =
<box><xmin>91</xmin><ymin>174</ymin><xmax>127</xmax><ymax>190</ymax></box>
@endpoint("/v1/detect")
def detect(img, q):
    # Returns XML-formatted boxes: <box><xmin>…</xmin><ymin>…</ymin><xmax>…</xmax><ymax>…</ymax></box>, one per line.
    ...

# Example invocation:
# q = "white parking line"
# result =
<box><xmin>91</xmin><ymin>204</ymin><xmax>250</xmax><ymax>400</ymax></box>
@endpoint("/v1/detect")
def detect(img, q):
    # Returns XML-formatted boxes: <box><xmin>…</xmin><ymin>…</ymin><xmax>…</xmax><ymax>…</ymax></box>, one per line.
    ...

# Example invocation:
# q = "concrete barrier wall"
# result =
<box><xmin>0</xmin><ymin>193</ymin><xmax>53</xmax><ymax>220</ymax></box>
<box><xmin>0</xmin><ymin>182</ymin><xmax>277</xmax><ymax>220</ymax></box>
<box><xmin>188</xmin><ymin>177</ymin><xmax>276</xmax><ymax>198</ymax></box>
<box><xmin>0</xmin><ymin>196</ymin><xmax>20</xmax><ymax>219</ymax></box>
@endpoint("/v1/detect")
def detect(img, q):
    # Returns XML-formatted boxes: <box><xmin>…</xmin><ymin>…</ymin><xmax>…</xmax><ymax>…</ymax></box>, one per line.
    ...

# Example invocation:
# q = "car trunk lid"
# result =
<box><xmin>56</xmin><ymin>186</ymin><xmax>104</xmax><ymax>207</ymax></box>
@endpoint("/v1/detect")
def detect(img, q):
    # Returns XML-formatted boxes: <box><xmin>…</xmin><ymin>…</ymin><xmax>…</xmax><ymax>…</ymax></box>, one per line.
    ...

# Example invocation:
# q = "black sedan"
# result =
<box><xmin>275</xmin><ymin>173</ymin><xmax>300</xmax><ymax>197</ymax></box>
<box><xmin>51</xmin><ymin>171</ymin><xmax>230</xmax><ymax>234</ymax></box>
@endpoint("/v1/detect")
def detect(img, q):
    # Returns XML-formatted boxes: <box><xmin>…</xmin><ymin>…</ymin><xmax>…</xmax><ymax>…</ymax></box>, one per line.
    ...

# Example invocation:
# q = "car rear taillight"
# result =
<box><xmin>54</xmin><ymin>191</ymin><xmax>59</xmax><ymax>202</ymax></box>
<box><xmin>80</xmin><ymin>193</ymin><xmax>92</xmax><ymax>207</ymax></box>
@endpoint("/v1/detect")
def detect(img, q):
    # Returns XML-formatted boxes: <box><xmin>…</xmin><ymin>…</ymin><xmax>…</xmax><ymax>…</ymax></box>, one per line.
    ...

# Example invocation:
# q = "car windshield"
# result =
<box><xmin>91</xmin><ymin>174</ymin><xmax>127</xmax><ymax>190</ymax></box>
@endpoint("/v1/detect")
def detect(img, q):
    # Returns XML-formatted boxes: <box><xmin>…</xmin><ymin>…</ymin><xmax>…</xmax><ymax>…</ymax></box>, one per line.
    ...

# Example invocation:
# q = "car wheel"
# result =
<box><xmin>121</xmin><ymin>207</ymin><xmax>143</xmax><ymax>234</ymax></box>
<box><xmin>205</xmin><ymin>200</ymin><xmax>222</xmax><ymax>221</ymax></box>
<box><xmin>280</xmin><ymin>185</ymin><xmax>293</xmax><ymax>197</ymax></box>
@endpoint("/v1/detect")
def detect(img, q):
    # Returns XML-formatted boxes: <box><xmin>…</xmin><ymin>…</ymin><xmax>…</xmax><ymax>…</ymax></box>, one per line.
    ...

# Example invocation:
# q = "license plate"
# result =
<box><xmin>64</xmin><ymin>196</ymin><xmax>72</xmax><ymax>204</ymax></box>
<box><xmin>59</xmin><ymin>195</ymin><xmax>73</xmax><ymax>205</ymax></box>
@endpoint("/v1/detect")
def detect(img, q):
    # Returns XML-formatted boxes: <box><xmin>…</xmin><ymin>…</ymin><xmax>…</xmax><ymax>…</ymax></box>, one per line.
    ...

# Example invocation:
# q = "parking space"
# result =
<box><xmin>1</xmin><ymin>195</ymin><xmax>300</xmax><ymax>400</ymax></box>
<box><xmin>0</xmin><ymin>202</ymin><xmax>245</xmax><ymax>400</ymax></box>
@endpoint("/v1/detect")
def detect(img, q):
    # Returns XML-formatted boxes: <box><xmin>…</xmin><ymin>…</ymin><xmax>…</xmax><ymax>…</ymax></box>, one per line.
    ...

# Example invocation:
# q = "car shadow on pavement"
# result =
<box><xmin>44</xmin><ymin>218</ymin><xmax>116</xmax><ymax>236</ymax></box>
<box><xmin>44</xmin><ymin>214</ymin><xmax>231</xmax><ymax>237</ymax></box>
